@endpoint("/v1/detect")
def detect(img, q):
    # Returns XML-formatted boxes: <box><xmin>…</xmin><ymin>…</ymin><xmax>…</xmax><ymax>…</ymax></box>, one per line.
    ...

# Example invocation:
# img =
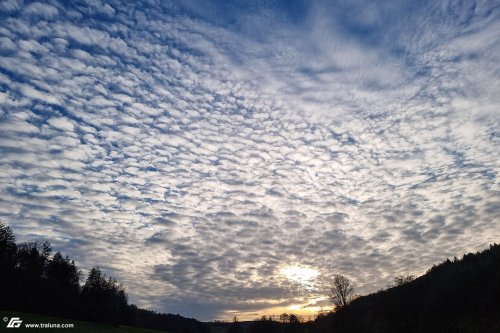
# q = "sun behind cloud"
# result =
<box><xmin>280</xmin><ymin>265</ymin><xmax>320</xmax><ymax>289</ymax></box>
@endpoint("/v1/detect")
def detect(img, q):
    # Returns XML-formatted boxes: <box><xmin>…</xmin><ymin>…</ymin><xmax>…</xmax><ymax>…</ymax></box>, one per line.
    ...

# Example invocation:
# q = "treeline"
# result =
<box><xmin>0</xmin><ymin>222</ymin><xmax>209</xmax><ymax>333</ymax></box>
<box><xmin>314</xmin><ymin>243</ymin><xmax>500</xmax><ymax>333</ymax></box>
<box><xmin>220</xmin><ymin>314</ymin><xmax>310</xmax><ymax>333</ymax></box>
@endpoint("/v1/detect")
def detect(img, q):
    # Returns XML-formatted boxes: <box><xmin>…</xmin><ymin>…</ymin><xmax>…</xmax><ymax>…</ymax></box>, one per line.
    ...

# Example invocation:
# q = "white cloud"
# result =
<box><xmin>47</xmin><ymin>117</ymin><xmax>75</xmax><ymax>132</ymax></box>
<box><xmin>23</xmin><ymin>2</ymin><xmax>59</xmax><ymax>19</ymax></box>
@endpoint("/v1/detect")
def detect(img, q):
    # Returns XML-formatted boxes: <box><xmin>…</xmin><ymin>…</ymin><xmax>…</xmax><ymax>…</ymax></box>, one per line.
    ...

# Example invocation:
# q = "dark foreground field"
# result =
<box><xmin>0</xmin><ymin>311</ymin><xmax>173</xmax><ymax>333</ymax></box>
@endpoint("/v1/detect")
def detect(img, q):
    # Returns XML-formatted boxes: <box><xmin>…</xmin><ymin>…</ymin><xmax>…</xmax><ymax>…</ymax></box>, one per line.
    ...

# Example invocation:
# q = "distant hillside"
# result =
<box><xmin>315</xmin><ymin>244</ymin><xmax>500</xmax><ymax>333</ymax></box>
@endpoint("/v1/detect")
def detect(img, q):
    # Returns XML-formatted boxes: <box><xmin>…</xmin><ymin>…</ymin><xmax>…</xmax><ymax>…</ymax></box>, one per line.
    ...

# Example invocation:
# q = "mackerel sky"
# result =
<box><xmin>0</xmin><ymin>0</ymin><xmax>499</xmax><ymax>321</ymax></box>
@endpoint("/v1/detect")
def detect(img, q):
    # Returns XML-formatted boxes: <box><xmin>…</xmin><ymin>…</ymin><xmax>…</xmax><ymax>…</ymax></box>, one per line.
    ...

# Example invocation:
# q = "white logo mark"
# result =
<box><xmin>6</xmin><ymin>317</ymin><xmax>23</xmax><ymax>328</ymax></box>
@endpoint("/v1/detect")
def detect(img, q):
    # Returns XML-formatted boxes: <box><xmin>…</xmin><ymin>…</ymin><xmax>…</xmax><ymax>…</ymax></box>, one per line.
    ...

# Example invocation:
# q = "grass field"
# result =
<box><xmin>0</xmin><ymin>311</ymin><xmax>173</xmax><ymax>333</ymax></box>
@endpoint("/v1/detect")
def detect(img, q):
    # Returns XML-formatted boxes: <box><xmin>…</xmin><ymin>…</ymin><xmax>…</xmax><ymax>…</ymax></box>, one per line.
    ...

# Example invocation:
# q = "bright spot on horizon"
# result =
<box><xmin>280</xmin><ymin>265</ymin><xmax>320</xmax><ymax>288</ymax></box>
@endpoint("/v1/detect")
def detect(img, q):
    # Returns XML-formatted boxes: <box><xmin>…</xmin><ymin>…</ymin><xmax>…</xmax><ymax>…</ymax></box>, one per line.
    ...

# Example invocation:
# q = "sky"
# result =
<box><xmin>0</xmin><ymin>0</ymin><xmax>499</xmax><ymax>321</ymax></box>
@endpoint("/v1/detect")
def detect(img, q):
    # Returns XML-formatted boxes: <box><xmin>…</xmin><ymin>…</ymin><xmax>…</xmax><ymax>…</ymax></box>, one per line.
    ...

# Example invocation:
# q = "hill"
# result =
<box><xmin>315</xmin><ymin>244</ymin><xmax>500</xmax><ymax>333</ymax></box>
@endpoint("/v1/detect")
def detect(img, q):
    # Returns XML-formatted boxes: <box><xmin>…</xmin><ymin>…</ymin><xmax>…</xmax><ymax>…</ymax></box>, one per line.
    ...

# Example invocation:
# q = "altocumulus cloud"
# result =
<box><xmin>0</xmin><ymin>0</ymin><xmax>499</xmax><ymax>321</ymax></box>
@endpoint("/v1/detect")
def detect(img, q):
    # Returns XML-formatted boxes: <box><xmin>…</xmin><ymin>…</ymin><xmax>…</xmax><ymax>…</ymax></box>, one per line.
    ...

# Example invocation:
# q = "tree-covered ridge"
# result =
<box><xmin>315</xmin><ymin>243</ymin><xmax>500</xmax><ymax>333</ymax></box>
<box><xmin>0</xmin><ymin>221</ymin><xmax>209</xmax><ymax>333</ymax></box>
<box><xmin>211</xmin><ymin>244</ymin><xmax>500</xmax><ymax>333</ymax></box>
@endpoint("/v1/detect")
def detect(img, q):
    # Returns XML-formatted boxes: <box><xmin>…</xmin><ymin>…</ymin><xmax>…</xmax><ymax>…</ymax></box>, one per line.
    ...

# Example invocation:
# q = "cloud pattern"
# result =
<box><xmin>0</xmin><ymin>0</ymin><xmax>499</xmax><ymax>320</ymax></box>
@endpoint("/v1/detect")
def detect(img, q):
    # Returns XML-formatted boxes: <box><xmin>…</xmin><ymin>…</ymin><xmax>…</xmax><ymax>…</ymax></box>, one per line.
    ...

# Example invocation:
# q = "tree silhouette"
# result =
<box><xmin>328</xmin><ymin>274</ymin><xmax>355</xmax><ymax>310</ymax></box>
<box><xmin>0</xmin><ymin>221</ymin><xmax>17</xmax><ymax>309</ymax></box>
<box><xmin>15</xmin><ymin>241</ymin><xmax>52</xmax><ymax>312</ymax></box>
<box><xmin>0</xmin><ymin>220</ymin><xmax>16</xmax><ymax>254</ymax></box>
<box><xmin>285</xmin><ymin>314</ymin><xmax>301</xmax><ymax>333</ymax></box>
<box><xmin>117</xmin><ymin>284</ymin><xmax>131</xmax><ymax>324</ymax></box>
<box><xmin>389</xmin><ymin>273</ymin><xmax>416</xmax><ymax>287</ymax></box>
<box><xmin>226</xmin><ymin>316</ymin><xmax>241</xmax><ymax>333</ymax></box>
<box><xmin>82</xmin><ymin>266</ymin><xmax>122</xmax><ymax>323</ymax></box>
<box><xmin>247</xmin><ymin>315</ymin><xmax>279</xmax><ymax>333</ymax></box>
<box><xmin>46</xmin><ymin>252</ymin><xmax>81</xmax><ymax>316</ymax></box>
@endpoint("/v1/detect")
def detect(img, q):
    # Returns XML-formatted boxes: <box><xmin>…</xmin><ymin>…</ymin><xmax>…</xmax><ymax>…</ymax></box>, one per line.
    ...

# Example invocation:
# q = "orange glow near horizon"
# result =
<box><xmin>215</xmin><ymin>265</ymin><xmax>330</xmax><ymax>321</ymax></box>
<box><xmin>219</xmin><ymin>262</ymin><xmax>331</xmax><ymax>322</ymax></box>
<box><xmin>220</xmin><ymin>299</ymin><xmax>333</xmax><ymax>322</ymax></box>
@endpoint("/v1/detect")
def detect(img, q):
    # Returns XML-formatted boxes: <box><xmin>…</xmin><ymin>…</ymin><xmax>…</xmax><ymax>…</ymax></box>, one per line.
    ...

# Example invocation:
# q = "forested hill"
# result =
<box><xmin>315</xmin><ymin>243</ymin><xmax>500</xmax><ymax>333</ymax></box>
<box><xmin>0</xmin><ymin>221</ymin><xmax>209</xmax><ymax>333</ymax></box>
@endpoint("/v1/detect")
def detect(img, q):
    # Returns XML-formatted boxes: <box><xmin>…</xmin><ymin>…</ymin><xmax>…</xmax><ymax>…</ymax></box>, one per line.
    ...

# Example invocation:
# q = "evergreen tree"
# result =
<box><xmin>46</xmin><ymin>252</ymin><xmax>81</xmax><ymax>317</ymax></box>
<box><xmin>15</xmin><ymin>241</ymin><xmax>51</xmax><ymax>312</ymax></box>
<box><xmin>0</xmin><ymin>221</ymin><xmax>17</xmax><ymax>309</ymax></box>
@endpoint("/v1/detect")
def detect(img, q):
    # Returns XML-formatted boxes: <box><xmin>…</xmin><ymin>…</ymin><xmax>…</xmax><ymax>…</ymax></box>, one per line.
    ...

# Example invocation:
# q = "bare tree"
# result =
<box><xmin>389</xmin><ymin>273</ymin><xmax>416</xmax><ymax>288</ymax></box>
<box><xmin>328</xmin><ymin>274</ymin><xmax>354</xmax><ymax>310</ymax></box>
<box><xmin>227</xmin><ymin>316</ymin><xmax>241</xmax><ymax>333</ymax></box>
